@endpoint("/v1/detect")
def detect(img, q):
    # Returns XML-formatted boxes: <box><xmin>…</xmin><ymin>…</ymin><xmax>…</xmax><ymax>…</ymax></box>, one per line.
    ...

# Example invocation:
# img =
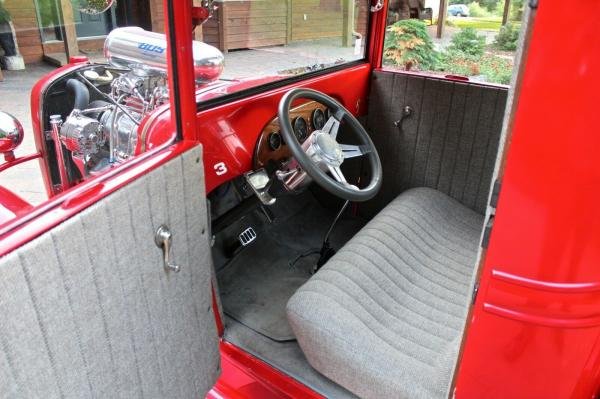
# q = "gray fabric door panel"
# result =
<box><xmin>365</xmin><ymin>71</ymin><xmax>508</xmax><ymax>216</ymax></box>
<box><xmin>0</xmin><ymin>146</ymin><xmax>220</xmax><ymax>398</ymax></box>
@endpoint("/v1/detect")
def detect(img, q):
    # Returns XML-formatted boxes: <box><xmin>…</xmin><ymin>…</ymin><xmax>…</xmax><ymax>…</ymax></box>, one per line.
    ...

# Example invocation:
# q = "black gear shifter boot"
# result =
<box><xmin>312</xmin><ymin>241</ymin><xmax>336</xmax><ymax>274</ymax></box>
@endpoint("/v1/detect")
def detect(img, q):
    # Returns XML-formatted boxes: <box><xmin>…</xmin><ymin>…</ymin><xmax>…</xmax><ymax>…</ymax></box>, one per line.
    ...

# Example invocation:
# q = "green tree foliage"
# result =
<box><xmin>467</xmin><ymin>2</ymin><xmax>492</xmax><ymax>17</ymax></box>
<box><xmin>383</xmin><ymin>19</ymin><xmax>438</xmax><ymax>71</ymax></box>
<box><xmin>511</xmin><ymin>0</ymin><xmax>524</xmax><ymax>21</ymax></box>
<box><xmin>447</xmin><ymin>27</ymin><xmax>486</xmax><ymax>57</ymax></box>
<box><xmin>479</xmin><ymin>0</ymin><xmax>499</xmax><ymax>11</ymax></box>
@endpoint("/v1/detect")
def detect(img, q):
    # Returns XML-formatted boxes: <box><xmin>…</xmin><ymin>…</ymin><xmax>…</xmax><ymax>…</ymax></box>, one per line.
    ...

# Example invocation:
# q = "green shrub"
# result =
<box><xmin>494</xmin><ymin>23</ymin><xmax>519</xmax><ymax>51</ymax></box>
<box><xmin>383</xmin><ymin>20</ymin><xmax>438</xmax><ymax>71</ymax></box>
<box><xmin>467</xmin><ymin>2</ymin><xmax>491</xmax><ymax>17</ymax></box>
<box><xmin>448</xmin><ymin>27</ymin><xmax>486</xmax><ymax>57</ymax></box>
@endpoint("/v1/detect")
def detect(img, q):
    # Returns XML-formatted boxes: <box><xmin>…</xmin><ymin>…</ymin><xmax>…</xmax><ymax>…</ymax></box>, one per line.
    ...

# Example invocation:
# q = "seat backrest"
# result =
<box><xmin>365</xmin><ymin>71</ymin><xmax>508</xmax><ymax>216</ymax></box>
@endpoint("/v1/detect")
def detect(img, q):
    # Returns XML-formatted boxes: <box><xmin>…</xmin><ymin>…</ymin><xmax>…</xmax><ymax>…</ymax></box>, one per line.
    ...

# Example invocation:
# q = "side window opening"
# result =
<box><xmin>383</xmin><ymin>0</ymin><xmax>526</xmax><ymax>85</ymax></box>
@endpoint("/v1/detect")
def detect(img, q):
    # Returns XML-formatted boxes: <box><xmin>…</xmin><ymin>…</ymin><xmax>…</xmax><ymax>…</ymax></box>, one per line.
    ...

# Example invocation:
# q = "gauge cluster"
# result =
<box><xmin>254</xmin><ymin>101</ymin><xmax>330</xmax><ymax>169</ymax></box>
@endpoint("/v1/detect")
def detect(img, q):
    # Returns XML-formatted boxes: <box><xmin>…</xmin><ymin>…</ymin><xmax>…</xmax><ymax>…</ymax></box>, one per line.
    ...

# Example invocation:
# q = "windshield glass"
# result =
<box><xmin>198</xmin><ymin>0</ymin><xmax>370</xmax><ymax>90</ymax></box>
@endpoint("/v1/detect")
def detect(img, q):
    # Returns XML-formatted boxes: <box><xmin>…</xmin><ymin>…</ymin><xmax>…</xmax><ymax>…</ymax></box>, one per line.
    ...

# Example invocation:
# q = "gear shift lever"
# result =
<box><xmin>313</xmin><ymin>200</ymin><xmax>350</xmax><ymax>273</ymax></box>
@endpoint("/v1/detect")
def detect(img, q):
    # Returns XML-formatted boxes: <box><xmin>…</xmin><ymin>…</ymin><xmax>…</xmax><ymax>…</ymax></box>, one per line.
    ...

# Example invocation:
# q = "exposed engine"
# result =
<box><xmin>52</xmin><ymin>27</ymin><xmax>224</xmax><ymax>176</ymax></box>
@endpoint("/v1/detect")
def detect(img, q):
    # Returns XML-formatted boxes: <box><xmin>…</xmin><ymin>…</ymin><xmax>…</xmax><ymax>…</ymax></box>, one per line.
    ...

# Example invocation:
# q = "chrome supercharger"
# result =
<box><xmin>52</xmin><ymin>27</ymin><xmax>224</xmax><ymax>179</ymax></box>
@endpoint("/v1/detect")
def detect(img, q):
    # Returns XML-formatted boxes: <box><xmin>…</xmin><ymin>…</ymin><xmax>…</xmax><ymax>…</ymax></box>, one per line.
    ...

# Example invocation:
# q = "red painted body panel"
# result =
<box><xmin>208</xmin><ymin>341</ymin><xmax>323</xmax><ymax>399</ymax></box>
<box><xmin>0</xmin><ymin>186</ymin><xmax>33</xmax><ymax>223</ymax></box>
<box><xmin>0</xmin><ymin>153</ymin><xmax>40</xmax><ymax>224</ymax></box>
<box><xmin>454</xmin><ymin>1</ymin><xmax>600</xmax><ymax>398</ymax></box>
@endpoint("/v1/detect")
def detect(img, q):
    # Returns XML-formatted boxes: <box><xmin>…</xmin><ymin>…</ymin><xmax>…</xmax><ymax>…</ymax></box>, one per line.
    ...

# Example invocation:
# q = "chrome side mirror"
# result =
<box><xmin>78</xmin><ymin>0</ymin><xmax>115</xmax><ymax>15</ymax></box>
<box><xmin>0</xmin><ymin>111</ymin><xmax>24</xmax><ymax>161</ymax></box>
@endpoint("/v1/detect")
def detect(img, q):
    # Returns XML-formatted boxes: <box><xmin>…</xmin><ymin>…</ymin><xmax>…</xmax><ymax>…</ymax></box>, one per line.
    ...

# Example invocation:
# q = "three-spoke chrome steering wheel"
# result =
<box><xmin>278</xmin><ymin>88</ymin><xmax>382</xmax><ymax>202</ymax></box>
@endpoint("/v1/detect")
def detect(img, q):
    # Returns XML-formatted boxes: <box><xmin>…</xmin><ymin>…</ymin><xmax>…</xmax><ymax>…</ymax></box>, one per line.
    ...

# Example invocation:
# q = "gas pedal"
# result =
<box><xmin>238</xmin><ymin>227</ymin><xmax>257</xmax><ymax>246</ymax></box>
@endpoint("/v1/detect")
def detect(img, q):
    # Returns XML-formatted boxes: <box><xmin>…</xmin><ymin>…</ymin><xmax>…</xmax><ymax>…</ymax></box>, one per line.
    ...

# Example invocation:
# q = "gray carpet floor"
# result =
<box><xmin>215</xmin><ymin>192</ymin><xmax>364</xmax><ymax>397</ymax></box>
<box><xmin>217</xmin><ymin>193</ymin><xmax>364</xmax><ymax>341</ymax></box>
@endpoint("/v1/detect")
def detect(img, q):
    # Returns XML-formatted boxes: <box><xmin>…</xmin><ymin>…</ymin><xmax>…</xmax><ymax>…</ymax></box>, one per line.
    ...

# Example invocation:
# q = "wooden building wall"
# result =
<box><xmin>149</xmin><ymin>0</ymin><xmax>165</xmax><ymax>33</ymax></box>
<box><xmin>204</xmin><ymin>0</ymin><xmax>368</xmax><ymax>52</ymax></box>
<box><xmin>203</xmin><ymin>0</ymin><xmax>287</xmax><ymax>52</ymax></box>
<box><xmin>291</xmin><ymin>0</ymin><xmax>343</xmax><ymax>41</ymax></box>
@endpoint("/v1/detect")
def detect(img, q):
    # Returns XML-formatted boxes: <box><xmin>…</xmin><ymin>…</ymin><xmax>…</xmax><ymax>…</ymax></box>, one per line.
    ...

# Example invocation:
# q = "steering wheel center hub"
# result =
<box><xmin>311</xmin><ymin>132</ymin><xmax>343</xmax><ymax>166</ymax></box>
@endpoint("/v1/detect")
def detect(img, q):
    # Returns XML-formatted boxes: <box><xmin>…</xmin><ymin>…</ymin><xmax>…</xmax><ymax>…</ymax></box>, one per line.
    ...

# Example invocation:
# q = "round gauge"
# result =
<box><xmin>293</xmin><ymin>117</ymin><xmax>308</xmax><ymax>142</ymax></box>
<box><xmin>324</xmin><ymin>107</ymin><xmax>331</xmax><ymax>121</ymax></box>
<box><xmin>267</xmin><ymin>131</ymin><xmax>282</xmax><ymax>150</ymax></box>
<box><xmin>312</xmin><ymin>108</ymin><xmax>326</xmax><ymax>130</ymax></box>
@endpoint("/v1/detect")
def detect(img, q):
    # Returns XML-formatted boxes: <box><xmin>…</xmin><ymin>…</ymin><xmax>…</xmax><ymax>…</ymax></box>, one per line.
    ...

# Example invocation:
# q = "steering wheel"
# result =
<box><xmin>278</xmin><ymin>88</ymin><xmax>382</xmax><ymax>202</ymax></box>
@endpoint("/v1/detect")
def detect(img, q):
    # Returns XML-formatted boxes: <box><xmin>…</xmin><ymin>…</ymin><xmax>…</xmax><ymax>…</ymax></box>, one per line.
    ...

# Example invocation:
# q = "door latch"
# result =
<box><xmin>154</xmin><ymin>225</ymin><xmax>180</xmax><ymax>273</ymax></box>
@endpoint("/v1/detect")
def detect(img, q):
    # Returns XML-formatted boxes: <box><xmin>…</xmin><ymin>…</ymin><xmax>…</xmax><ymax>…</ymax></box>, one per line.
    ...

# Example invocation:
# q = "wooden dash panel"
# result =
<box><xmin>254</xmin><ymin>101</ymin><xmax>328</xmax><ymax>169</ymax></box>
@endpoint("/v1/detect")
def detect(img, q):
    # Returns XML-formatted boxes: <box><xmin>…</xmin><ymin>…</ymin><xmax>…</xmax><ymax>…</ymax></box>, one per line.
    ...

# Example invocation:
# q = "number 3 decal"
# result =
<box><xmin>214</xmin><ymin>162</ymin><xmax>228</xmax><ymax>176</ymax></box>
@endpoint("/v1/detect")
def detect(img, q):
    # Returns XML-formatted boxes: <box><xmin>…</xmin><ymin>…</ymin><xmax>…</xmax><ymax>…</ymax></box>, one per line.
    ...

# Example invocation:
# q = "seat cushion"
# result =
<box><xmin>286</xmin><ymin>188</ymin><xmax>484</xmax><ymax>399</ymax></box>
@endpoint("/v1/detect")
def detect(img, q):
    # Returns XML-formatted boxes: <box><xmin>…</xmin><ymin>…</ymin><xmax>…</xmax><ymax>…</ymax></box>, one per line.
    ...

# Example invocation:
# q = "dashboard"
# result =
<box><xmin>192</xmin><ymin>63</ymin><xmax>371</xmax><ymax>194</ymax></box>
<box><xmin>254</xmin><ymin>101</ymin><xmax>331</xmax><ymax>169</ymax></box>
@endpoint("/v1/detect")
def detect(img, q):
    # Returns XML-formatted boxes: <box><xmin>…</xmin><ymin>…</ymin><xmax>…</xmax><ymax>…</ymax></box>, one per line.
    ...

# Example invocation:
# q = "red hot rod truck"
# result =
<box><xmin>0</xmin><ymin>0</ymin><xmax>599</xmax><ymax>398</ymax></box>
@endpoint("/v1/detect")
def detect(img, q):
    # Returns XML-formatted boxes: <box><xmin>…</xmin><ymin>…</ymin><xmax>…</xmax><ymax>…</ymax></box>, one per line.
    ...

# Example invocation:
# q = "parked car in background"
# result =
<box><xmin>448</xmin><ymin>4</ymin><xmax>470</xmax><ymax>16</ymax></box>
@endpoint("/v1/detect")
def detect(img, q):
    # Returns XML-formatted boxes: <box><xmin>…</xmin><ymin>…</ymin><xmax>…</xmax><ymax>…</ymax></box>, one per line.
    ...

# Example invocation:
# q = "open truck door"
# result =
<box><xmin>0</xmin><ymin>0</ymin><xmax>222</xmax><ymax>396</ymax></box>
<box><xmin>0</xmin><ymin>143</ymin><xmax>221</xmax><ymax>397</ymax></box>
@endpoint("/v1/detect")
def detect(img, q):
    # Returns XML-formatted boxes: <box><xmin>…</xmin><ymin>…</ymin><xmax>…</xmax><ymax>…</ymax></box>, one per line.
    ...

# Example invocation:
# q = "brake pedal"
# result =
<box><xmin>239</xmin><ymin>227</ymin><xmax>257</xmax><ymax>246</ymax></box>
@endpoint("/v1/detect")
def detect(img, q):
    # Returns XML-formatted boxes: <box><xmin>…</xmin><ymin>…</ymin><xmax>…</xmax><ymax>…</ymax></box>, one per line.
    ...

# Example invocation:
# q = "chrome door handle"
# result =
<box><xmin>154</xmin><ymin>225</ymin><xmax>180</xmax><ymax>273</ymax></box>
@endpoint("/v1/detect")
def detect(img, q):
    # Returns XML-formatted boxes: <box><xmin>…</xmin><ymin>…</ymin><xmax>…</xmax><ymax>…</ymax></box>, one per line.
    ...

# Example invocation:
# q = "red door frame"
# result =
<box><xmin>454</xmin><ymin>1</ymin><xmax>600</xmax><ymax>397</ymax></box>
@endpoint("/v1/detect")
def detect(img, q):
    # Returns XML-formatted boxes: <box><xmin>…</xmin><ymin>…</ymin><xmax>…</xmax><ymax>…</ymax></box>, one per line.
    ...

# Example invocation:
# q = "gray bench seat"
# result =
<box><xmin>287</xmin><ymin>187</ymin><xmax>484</xmax><ymax>399</ymax></box>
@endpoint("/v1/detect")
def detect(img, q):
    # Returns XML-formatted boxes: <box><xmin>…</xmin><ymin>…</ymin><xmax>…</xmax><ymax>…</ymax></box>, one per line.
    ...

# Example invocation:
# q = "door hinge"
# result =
<box><xmin>481</xmin><ymin>179</ymin><xmax>501</xmax><ymax>249</ymax></box>
<box><xmin>481</xmin><ymin>215</ymin><xmax>494</xmax><ymax>249</ymax></box>
<box><xmin>490</xmin><ymin>179</ymin><xmax>502</xmax><ymax>209</ymax></box>
<box><xmin>471</xmin><ymin>282</ymin><xmax>479</xmax><ymax>305</ymax></box>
